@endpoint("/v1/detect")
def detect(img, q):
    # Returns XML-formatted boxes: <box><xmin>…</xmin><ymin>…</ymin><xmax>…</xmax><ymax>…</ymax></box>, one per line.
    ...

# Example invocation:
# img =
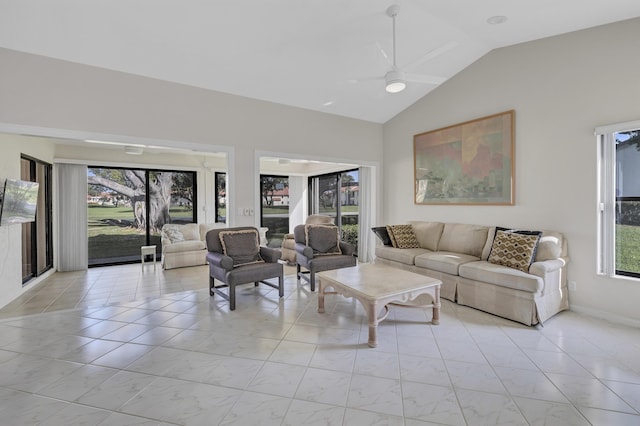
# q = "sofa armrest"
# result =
<box><xmin>206</xmin><ymin>252</ymin><xmax>234</xmax><ymax>271</ymax></box>
<box><xmin>260</xmin><ymin>247</ymin><xmax>282</xmax><ymax>263</ymax></box>
<box><xmin>529</xmin><ymin>258</ymin><xmax>567</xmax><ymax>276</ymax></box>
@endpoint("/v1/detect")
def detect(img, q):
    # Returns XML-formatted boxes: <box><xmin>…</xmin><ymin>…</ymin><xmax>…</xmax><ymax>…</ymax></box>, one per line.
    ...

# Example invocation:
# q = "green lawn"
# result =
<box><xmin>318</xmin><ymin>206</ymin><xmax>359</xmax><ymax>214</ymax></box>
<box><xmin>87</xmin><ymin>205</ymin><xmax>192</xmax><ymax>263</ymax></box>
<box><xmin>88</xmin><ymin>205</ymin><xmax>193</xmax><ymax>221</ymax></box>
<box><xmin>260</xmin><ymin>207</ymin><xmax>286</xmax><ymax>215</ymax></box>
<box><xmin>616</xmin><ymin>224</ymin><xmax>640</xmax><ymax>274</ymax></box>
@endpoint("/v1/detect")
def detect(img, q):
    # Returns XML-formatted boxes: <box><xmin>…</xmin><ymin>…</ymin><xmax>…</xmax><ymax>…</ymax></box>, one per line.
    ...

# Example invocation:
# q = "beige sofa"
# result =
<box><xmin>374</xmin><ymin>221</ymin><xmax>569</xmax><ymax>326</ymax></box>
<box><xmin>161</xmin><ymin>223</ymin><xmax>225</xmax><ymax>270</ymax></box>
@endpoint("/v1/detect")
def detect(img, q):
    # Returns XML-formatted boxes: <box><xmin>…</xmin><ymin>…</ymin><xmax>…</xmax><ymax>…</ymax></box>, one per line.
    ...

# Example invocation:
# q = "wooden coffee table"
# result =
<box><xmin>317</xmin><ymin>263</ymin><xmax>441</xmax><ymax>348</ymax></box>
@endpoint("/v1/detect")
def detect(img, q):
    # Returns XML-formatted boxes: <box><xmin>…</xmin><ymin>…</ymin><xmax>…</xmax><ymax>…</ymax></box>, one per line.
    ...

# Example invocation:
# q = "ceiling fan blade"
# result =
<box><xmin>374</xmin><ymin>42</ymin><xmax>393</xmax><ymax>67</ymax></box>
<box><xmin>404</xmin><ymin>73</ymin><xmax>447</xmax><ymax>85</ymax></box>
<box><xmin>348</xmin><ymin>76</ymin><xmax>384</xmax><ymax>84</ymax></box>
<box><xmin>403</xmin><ymin>41</ymin><xmax>458</xmax><ymax>71</ymax></box>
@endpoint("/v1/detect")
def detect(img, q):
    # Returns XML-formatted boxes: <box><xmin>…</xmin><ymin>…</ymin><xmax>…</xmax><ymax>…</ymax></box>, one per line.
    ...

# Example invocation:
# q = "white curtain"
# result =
<box><xmin>57</xmin><ymin>163</ymin><xmax>88</xmax><ymax>271</ymax></box>
<box><xmin>358</xmin><ymin>166</ymin><xmax>375</xmax><ymax>263</ymax></box>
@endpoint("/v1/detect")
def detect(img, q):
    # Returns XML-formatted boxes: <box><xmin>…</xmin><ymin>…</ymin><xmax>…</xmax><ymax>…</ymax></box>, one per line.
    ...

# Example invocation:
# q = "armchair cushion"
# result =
<box><xmin>163</xmin><ymin>240</ymin><xmax>206</xmax><ymax>253</ymax></box>
<box><xmin>164</xmin><ymin>228</ymin><xmax>184</xmax><ymax>243</ymax></box>
<box><xmin>305</xmin><ymin>224</ymin><xmax>342</xmax><ymax>255</ymax></box>
<box><xmin>218</xmin><ymin>229</ymin><xmax>264</xmax><ymax>267</ymax></box>
<box><xmin>168</xmin><ymin>223</ymin><xmax>199</xmax><ymax>240</ymax></box>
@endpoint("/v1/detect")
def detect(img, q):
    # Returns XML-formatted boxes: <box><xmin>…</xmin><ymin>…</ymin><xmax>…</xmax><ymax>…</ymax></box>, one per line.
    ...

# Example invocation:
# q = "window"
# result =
<box><xmin>309</xmin><ymin>169</ymin><xmax>359</xmax><ymax>250</ymax></box>
<box><xmin>215</xmin><ymin>172</ymin><xmax>226</xmax><ymax>223</ymax></box>
<box><xmin>260</xmin><ymin>175</ymin><xmax>289</xmax><ymax>246</ymax></box>
<box><xmin>597</xmin><ymin>120</ymin><xmax>640</xmax><ymax>278</ymax></box>
<box><xmin>20</xmin><ymin>155</ymin><xmax>53</xmax><ymax>283</ymax></box>
<box><xmin>87</xmin><ymin>167</ymin><xmax>196</xmax><ymax>266</ymax></box>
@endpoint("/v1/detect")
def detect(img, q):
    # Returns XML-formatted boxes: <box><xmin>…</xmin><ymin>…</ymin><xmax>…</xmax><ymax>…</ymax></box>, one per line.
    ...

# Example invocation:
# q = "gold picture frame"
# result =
<box><xmin>414</xmin><ymin>110</ymin><xmax>515</xmax><ymax>205</ymax></box>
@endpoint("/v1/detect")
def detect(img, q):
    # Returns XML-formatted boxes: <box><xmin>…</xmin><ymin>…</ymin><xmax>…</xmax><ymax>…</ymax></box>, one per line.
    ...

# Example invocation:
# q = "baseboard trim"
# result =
<box><xmin>570</xmin><ymin>304</ymin><xmax>640</xmax><ymax>329</ymax></box>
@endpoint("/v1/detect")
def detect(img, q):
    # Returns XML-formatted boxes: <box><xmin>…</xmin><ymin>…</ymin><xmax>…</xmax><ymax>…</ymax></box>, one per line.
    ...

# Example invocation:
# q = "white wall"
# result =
<box><xmin>383</xmin><ymin>18</ymin><xmax>640</xmax><ymax>325</ymax></box>
<box><xmin>0</xmin><ymin>46</ymin><xmax>383</xmax><ymax>308</ymax></box>
<box><xmin>0</xmin><ymin>47</ymin><xmax>382</xmax><ymax>229</ymax></box>
<box><xmin>0</xmin><ymin>136</ymin><xmax>55</xmax><ymax>307</ymax></box>
<box><xmin>287</xmin><ymin>175</ymin><xmax>307</xmax><ymax>233</ymax></box>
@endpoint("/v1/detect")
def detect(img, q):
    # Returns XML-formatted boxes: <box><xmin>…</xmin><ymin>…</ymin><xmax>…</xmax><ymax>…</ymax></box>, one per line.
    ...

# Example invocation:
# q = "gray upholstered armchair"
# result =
<box><xmin>281</xmin><ymin>214</ymin><xmax>335</xmax><ymax>264</ymax></box>
<box><xmin>294</xmin><ymin>222</ymin><xmax>356</xmax><ymax>291</ymax></box>
<box><xmin>206</xmin><ymin>226</ymin><xmax>284</xmax><ymax>310</ymax></box>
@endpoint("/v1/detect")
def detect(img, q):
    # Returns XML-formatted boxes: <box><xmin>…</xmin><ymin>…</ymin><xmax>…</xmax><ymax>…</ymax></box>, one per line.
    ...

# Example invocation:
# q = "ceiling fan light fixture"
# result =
<box><xmin>385</xmin><ymin>80</ymin><xmax>406</xmax><ymax>93</ymax></box>
<box><xmin>385</xmin><ymin>69</ymin><xmax>406</xmax><ymax>93</ymax></box>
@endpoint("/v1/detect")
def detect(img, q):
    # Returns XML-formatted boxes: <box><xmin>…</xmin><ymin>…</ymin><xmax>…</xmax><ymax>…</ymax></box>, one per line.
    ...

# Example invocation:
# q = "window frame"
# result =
<box><xmin>307</xmin><ymin>168</ymin><xmax>359</xmax><ymax>233</ymax></box>
<box><xmin>215</xmin><ymin>171</ymin><xmax>226</xmax><ymax>223</ymax></box>
<box><xmin>87</xmin><ymin>166</ymin><xmax>197</xmax><ymax>267</ymax></box>
<box><xmin>20</xmin><ymin>154</ymin><xmax>53</xmax><ymax>283</ymax></box>
<box><xmin>596</xmin><ymin>119</ymin><xmax>640</xmax><ymax>280</ymax></box>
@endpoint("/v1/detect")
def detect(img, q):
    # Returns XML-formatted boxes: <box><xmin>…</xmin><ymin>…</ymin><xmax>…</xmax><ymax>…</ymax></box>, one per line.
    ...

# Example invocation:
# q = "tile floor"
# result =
<box><xmin>0</xmin><ymin>264</ymin><xmax>639</xmax><ymax>425</ymax></box>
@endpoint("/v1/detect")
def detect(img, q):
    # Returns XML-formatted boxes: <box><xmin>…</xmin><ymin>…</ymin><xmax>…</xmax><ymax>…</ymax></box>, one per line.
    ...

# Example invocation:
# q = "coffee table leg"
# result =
<box><xmin>365</xmin><ymin>300</ymin><xmax>378</xmax><ymax>348</ymax></box>
<box><xmin>432</xmin><ymin>285</ymin><xmax>441</xmax><ymax>325</ymax></box>
<box><xmin>317</xmin><ymin>279</ymin><xmax>325</xmax><ymax>313</ymax></box>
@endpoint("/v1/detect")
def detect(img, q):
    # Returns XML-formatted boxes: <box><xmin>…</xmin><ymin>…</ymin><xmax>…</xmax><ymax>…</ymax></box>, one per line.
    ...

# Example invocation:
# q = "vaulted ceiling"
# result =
<box><xmin>1</xmin><ymin>1</ymin><xmax>639</xmax><ymax>123</ymax></box>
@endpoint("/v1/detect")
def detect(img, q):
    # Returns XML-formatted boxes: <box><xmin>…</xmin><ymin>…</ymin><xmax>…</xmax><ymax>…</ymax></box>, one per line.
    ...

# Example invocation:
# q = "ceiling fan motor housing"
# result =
<box><xmin>385</xmin><ymin>69</ymin><xmax>406</xmax><ymax>93</ymax></box>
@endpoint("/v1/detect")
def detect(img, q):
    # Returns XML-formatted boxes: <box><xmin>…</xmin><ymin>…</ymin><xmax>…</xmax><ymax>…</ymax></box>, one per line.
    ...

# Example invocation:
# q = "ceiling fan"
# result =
<box><xmin>362</xmin><ymin>4</ymin><xmax>457</xmax><ymax>93</ymax></box>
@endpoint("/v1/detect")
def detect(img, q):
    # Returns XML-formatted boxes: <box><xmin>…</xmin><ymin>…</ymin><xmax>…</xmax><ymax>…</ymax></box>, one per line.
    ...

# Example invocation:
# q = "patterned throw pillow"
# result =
<box><xmin>386</xmin><ymin>224</ymin><xmax>420</xmax><ymax>249</ymax></box>
<box><xmin>162</xmin><ymin>225</ymin><xmax>185</xmax><ymax>243</ymax></box>
<box><xmin>305</xmin><ymin>224</ymin><xmax>342</xmax><ymax>255</ymax></box>
<box><xmin>488</xmin><ymin>230</ymin><xmax>541</xmax><ymax>272</ymax></box>
<box><xmin>218</xmin><ymin>229</ymin><xmax>264</xmax><ymax>267</ymax></box>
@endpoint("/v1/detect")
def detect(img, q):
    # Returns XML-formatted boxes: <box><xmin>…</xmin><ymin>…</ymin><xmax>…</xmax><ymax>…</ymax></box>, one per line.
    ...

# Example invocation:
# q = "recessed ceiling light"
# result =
<box><xmin>124</xmin><ymin>146</ymin><xmax>144</xmax><ymax>155</ymax></box>
<box><xmin>487</xmin><ymin>15</ymin><xmax>508</xmax><ymax>25</ymax></box>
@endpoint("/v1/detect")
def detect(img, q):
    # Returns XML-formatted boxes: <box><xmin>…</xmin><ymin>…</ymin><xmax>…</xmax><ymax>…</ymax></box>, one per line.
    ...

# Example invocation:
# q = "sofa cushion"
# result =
<box><xmin>219</xmin><ymin>229</ymin><xmax>264</xmax><ymax>267</ymax></box>
<box><xmin>163</xmin><ymin>240</ymin><xmax>206</xmax><ymax>253</ymax></box>
<box><xmin>488</xmin><ymin>230</ymin><xmax>541</xmax><ymax>272</ymax></box>
<box><xmin>481</xmin><ymin>227</ymin><xmax>497</xmax><ymax>260</ymax></box>
<box><xmin>459</xmin><ymin>261</ymin><xmax>543</xmax><ymax>293</ymax></box>
<box><xmin>438</xmin><ymin>223</ymin><xmax>490</xmax><ymax>257</ymax></box>
<box><xmin>386</xmin><ymin>224</ymin><xmax>420</xmax><ymax>248</ymax></box>
<box><xmin>371</xmin><ymin>226</ymin><xmax>393</xmax><ymax>246</ymax></box>
<box><xmin>415</xmin><ymin>251</ymin><xmax>480</xmax><ymax>276</ymax></box>
<box><xmin>408</xmin><ymin>221</ymin><xmax>444</xmax><ymax>251</ymax></box>
<box><xmin>305</xmin><ymin>224</ymin><xmax>342</xmax><ymax>255</ymax></box>
<box><xmin>375</xmin><ymin>246</ymin><xmax>430</xmax><ymax>266</ymax></box>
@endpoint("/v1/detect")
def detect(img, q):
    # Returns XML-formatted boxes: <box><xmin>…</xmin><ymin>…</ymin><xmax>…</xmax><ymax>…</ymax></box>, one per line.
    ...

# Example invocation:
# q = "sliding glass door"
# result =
<box><xmin>260</xmin><ymin>175</ymin><xmax>289</xmax><ymax>246</ymax></box>
<box><xmin>21</xmin><ymin>155</ymin><xmax>53</xmax><ymax>283</ymax></box>
<box><xmin>215</xmin><ymin>172</ymin><xmax>226</xmax><ymax>223</ymax></box>
<box><xmin>309</xmin><ymin>169</ymin><xmax>359</xmax><ymax>249</ymax></box>
<box><xmin>87</xmin><ymin>167</ymin><xmax>196</xmax><ymax>266</ymax></box>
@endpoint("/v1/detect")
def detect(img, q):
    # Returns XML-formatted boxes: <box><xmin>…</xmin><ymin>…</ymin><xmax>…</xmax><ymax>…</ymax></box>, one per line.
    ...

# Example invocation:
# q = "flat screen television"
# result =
<box><xmin>0</xmin><ymin>179</ymin><xmax>40</xmax><ymax>226</ymax></box>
